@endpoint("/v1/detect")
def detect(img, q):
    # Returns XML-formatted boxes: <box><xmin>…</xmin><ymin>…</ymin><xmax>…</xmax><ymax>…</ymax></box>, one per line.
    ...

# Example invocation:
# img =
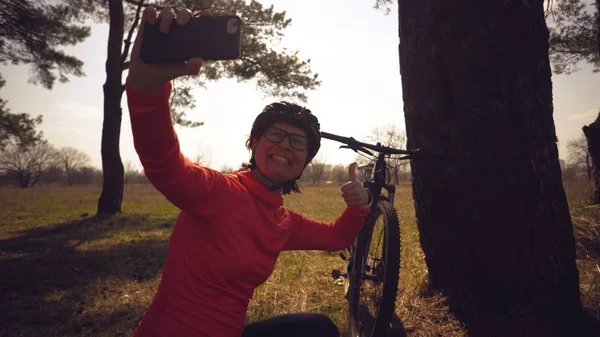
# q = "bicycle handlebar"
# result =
<box><xmin>321</xmin><ymin>131</ymin><xmax>420</xmax><ymax>157</ymax></box>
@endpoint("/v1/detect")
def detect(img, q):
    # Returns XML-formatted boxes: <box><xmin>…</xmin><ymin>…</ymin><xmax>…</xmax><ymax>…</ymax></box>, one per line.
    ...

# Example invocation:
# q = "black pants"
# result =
<box><xmin>241</xmin><ymin>313</ymin><xmax>339</xmax><ymax>337</ymax></box>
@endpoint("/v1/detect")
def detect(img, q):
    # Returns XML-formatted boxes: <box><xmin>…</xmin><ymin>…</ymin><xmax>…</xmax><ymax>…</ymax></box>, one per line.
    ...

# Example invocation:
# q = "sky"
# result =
<box><xmin>1</xmin><ymin>0</ymin><xmax>600</xmax><ymax>171</ymax></box>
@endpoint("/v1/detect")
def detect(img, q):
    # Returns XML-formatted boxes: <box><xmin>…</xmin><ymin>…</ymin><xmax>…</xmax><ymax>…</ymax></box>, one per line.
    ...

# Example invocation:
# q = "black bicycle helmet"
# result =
<box><xmin>250</xmin><ymin>101</ymin><xmax>321</xmax><ymax>165</ymax></box>
<box><xmin>243</xmin><ymin>101</ymin><xmax>321</xmax><ymax>194</ymax></box>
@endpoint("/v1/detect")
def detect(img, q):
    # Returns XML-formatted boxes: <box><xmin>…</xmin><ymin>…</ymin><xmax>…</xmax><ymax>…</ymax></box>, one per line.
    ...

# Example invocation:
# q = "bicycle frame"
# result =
<box><xmin>320</xmin><ymin>130</ymin><xmax>417</xmax><ymax>208</ymax></box>
<box><xmin>355</xmin><ymin>152</ymin><xmax>396</xmax><ymax>272</ymax></box>
<box><xmin>321</xmin><ymin>131</ymin><xmax>419</xmax><ymax>277</ymax></box>
<box><xmin>321</xmin><ymin>130</ymin><xmax>424</xmax><ymax>336</ymax></box>
<box><xmin>364</xmin><ymin>151</ymin><xmax>396</xmax><ymax>206</ymax></box>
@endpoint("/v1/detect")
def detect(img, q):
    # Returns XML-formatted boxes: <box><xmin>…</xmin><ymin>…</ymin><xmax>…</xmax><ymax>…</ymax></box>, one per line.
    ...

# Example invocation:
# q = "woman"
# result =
<box><xmin>127</xmin><ymin>6</ymin><xmax>371</xmax><ymax>337</ymax></box>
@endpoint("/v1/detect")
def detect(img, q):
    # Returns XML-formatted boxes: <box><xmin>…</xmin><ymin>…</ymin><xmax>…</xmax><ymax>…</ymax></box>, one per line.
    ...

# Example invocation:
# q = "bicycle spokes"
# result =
<box><xmin>356</xmin><ymin>215</ymin><xmax>388</xmax><ymax>333</ymax></box>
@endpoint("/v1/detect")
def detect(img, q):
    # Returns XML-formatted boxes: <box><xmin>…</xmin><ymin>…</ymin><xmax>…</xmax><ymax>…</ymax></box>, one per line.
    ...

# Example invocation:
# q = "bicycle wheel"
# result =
<box><xmin>348</xmin><ymin>200</ymin><xmax>400</xmax><ymax>337</ymax></box>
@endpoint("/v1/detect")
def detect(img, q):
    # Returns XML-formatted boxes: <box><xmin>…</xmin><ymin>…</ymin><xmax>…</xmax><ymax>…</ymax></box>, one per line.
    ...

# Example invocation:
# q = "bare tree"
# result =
<box><xmin>302</xmin><ymin>155</ymin><xmax>329</xmax><ymax>185</ymax></box>
<box><xmin>220</xmin><ymin>165</ymin><xmax>236</xmax><ymax>174</ymax></box>
<box><xmin>190</xmin><ymin>141</ymin><xmax>213</xmax><ymax>167</ymax></box>
<box><xmin>329</xmin><ymin>164</ymin><xmax>347</xmax><ymax>184</ymax></box>
<box><xmin>567</xmin><ymin>135</ymin><xmax>592</xmax><ymax>180</ymax></box>
<box><xmin>192</xmin><ymin>152</ymin><xmax>212</xmax><ymax>168</ymax></box>
<box><xmin>0</xmin><ymin>142</ymin><xmax>58</xmax><ymax>188</ymax></box>
<box><xmin>71</xmin><ymin>166</ymin><xmax>103</xmax><ymax>186</ymax></box>
<box><xmin>365</xmin><ymin>124</ymin><xmax>408</xmax><ymax>184</ymax></box>
<box><xmin>58</xmin><ymin>147</ymin><xmax>91</xmax><ymax>185</ymax></box>
<box><xmin>123</xmin><ymin>160</ymin><xmax>137</xmax><ymax>185</ymax></box>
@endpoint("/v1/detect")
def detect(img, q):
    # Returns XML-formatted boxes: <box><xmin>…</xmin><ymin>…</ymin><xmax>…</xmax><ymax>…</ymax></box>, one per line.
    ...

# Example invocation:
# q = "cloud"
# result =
<box><xmin>568</xmin><ymin>107</ymin><xmax>599</xmax><ymax>121</ymax></box>
<box><xmin>56</xmin><ymin>101</ymin><xmax>102</xmax><ymax>119</ymax></box>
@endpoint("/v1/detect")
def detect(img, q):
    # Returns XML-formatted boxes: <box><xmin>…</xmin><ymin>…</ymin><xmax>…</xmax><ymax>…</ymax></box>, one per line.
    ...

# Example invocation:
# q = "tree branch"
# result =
<box><xmin>121</xmin><ymin>0</ymin><xmax>144</xmax><ymax>68</ymax></box>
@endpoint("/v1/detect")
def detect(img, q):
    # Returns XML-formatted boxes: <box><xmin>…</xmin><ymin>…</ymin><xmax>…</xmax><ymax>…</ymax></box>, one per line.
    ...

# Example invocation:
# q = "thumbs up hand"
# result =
<box><xmin>341</xmin><ymin>162</ymin><xmax>371</xmax><ymax>209</ymax></box>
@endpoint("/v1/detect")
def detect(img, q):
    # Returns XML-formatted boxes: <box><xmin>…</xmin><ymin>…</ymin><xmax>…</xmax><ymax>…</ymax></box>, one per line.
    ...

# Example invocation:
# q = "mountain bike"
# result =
<box><xmin>321</xmin><ymin>131</ymin><xmax>421</xmax><ymax>337</ymax></box>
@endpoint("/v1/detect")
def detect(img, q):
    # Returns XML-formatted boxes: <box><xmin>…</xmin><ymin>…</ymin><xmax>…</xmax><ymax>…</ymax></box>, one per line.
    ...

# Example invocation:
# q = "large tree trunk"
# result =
<box><xmin>97</xmin><ymin>0</ymin><xmax>125</xmax><ymax>215</ymax></box>
<box><xmin>398</xmin><ymin>1</ymin><xmax>585</xmax><ymax>336</ymax></box>
<box><xmin>590</xmin><ymin>0</ymin><xmax>600</xmax><ymax>205</ymax></box>
<box><xmin>583</xmin><ymin>113</ymin><xmax>600</xmax><ymax>204</ymax></box>
<box><xmin>596</xmin><ymin>0</ymin><xmax>600</xmax><ymax>55</ymax></box>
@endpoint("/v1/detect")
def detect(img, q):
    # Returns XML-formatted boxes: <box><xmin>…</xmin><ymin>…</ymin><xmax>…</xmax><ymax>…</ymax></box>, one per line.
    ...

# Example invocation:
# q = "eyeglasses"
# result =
<box><xmin>263</xmin><ymin>126</ymin><xmax>309</xmax><ymax>151</ymax></box>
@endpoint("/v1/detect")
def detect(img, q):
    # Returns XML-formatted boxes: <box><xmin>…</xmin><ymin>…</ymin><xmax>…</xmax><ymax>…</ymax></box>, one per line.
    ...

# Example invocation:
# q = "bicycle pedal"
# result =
<box><xmin>331</xmin><ymin>269</ymin><xmax>347</xmax><ymax>279</ymax></box>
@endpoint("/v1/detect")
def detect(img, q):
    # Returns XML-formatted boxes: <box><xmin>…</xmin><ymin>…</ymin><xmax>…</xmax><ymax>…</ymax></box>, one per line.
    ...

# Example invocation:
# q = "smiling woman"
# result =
<box><xmin>124</xmin><ymin>5</ymin><xmax>372</xmax><ymax>337</ymax></box>
<box><xmin>251</xmin><ymin>122</ymin><xmax>310</xmax><ymax>186</ymax></box>
<box><xmin>242</xmin><ymin>101</ymin><xmax>321</xmax><ymax>194</ymax></box>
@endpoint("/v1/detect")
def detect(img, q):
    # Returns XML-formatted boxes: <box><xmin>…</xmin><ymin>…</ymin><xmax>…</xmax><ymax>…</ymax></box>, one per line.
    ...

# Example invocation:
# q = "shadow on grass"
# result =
<box><xmin>0</xmin><ymin>214</ymin><xmax>172</xmax><ymax>337</ymax></box>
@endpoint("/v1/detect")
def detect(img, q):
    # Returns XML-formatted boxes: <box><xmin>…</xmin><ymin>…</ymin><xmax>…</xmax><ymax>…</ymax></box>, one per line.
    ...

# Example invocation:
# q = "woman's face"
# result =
<box><xmin>253</xmin><ymin>121</ymin><xmax>309</xmax><ymax>183</ymax></box>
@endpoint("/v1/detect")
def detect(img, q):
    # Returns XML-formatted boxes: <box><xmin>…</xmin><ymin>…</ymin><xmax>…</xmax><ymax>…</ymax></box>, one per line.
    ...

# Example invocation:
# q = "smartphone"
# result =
<box><xmin>140</xmin><ymin>15</ymin><xmax>243</xmax><ymax>63</ymax></box>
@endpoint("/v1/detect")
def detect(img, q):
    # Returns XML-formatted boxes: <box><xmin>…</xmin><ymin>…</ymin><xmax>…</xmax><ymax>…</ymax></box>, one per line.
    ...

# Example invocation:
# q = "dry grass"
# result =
<box><xmin>0</xmin><ymin>180</ymin><xmax>598</xmax><ymax>337</ymax></box>
<box><xmin>564</xmin><ymin>180</ymin><xmax>600</xmax><ymax>322</ymax></box>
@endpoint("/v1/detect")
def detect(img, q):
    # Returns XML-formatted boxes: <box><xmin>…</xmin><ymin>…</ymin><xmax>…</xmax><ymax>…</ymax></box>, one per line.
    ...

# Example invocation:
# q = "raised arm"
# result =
<box><xmin>126</xmin><ymin>6</ymin><xmax>229</xmax><ymax>213</ymax></box>
<box><xmin>127</xmin><ymin>82</ymin><xmax>229</xmax><ymax>213</ymax></box>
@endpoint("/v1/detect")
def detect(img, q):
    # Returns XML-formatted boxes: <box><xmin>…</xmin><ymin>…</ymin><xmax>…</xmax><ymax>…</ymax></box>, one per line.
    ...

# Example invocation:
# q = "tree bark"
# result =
<box><xmin>398</xmin><ymin>1</ymin><xmax>585</xmax><ymax>336</ymax></box>
<box><xmin>97</xmin><ymin>0</ymin><xmax>125</xmax><ymax>215</ymax></box>
<box><xmin>596</xmin><ymin>0</ymin><xmax>600</xmax><ymax>56</ymax></box>
<box><xmin>591</xmin><ymin>0</ymin><xmax>600</xmax><ymax>204</ymax></box>
<box><xmin>583</xmin><ymin>113</ymin><xmax>600</xmax><ymax>204</ymax></box>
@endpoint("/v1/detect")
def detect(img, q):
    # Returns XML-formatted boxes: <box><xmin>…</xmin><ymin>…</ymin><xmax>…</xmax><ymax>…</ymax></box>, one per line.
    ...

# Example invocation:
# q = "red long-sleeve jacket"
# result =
<box><xmin>127</xmin><ymin>82</ymin><xmax>369</xmax><ymax>337</ymax></box>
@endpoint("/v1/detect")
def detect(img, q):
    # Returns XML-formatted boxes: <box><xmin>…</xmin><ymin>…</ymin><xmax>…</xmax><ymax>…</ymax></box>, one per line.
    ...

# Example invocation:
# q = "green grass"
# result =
<box><xmin>0</xmin><ymin>181</ymin><xmax>598</xmax><ymax>337</ymax></box>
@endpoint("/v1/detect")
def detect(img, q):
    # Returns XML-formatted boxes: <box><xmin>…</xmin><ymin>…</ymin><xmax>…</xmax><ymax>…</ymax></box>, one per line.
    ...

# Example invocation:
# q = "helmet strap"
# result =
<box><xmin>249</xmin><ymin>149</ymin><xmax>305</xmax><ymax>192</ymax></box>
<box><xmin>249</xmin><ymin>150</ymin><xmax>288</xmax><ymax>191</ymax></box>
<box><xmin>252</xmin><ymin>167</ymin><xmax>283</xmax><ymax>191</ymax></box>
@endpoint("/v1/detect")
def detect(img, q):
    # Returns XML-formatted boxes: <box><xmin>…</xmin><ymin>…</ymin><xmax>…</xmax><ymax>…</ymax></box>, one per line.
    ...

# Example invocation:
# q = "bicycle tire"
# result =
<box><xmin>348</xmin><ymin>200</ymin><xmax>400</xmax><ymax>337</ymax></box>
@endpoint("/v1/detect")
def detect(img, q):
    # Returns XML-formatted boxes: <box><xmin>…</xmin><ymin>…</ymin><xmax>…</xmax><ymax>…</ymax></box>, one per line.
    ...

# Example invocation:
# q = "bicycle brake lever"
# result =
<box><xmin>340</xmin><ymin>145</ymin><xmax>373</xmax><ymax>156</ymax></box>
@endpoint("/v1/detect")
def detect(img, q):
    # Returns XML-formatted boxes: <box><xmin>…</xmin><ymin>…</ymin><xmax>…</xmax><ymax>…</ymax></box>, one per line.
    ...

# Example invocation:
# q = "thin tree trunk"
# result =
<box><xmin>31</xmin><ymin>168</ymin><xmax>41</xmax><ymax>187</ymax></box>
<box><xmin>65</xmin><ymin>166</ymin><xmax>72</xmax><ymax>186</ymax></box>
<box><xmin>19</xmin><ymin>171</ymin><xmax>27</xmax><ymax>188</ymax></box>
<box><xmin>398</xmin><ymin>0</ymin><xmax>585</xmax><ymax>336</ymax></box>
<box><xmin>97</xmin><ymin>0</ymin><xmax>125</xmax><ymax>215</ymax></box>
<box><xmin>583</xmin><ymin>112</ymin><xmax>600</xmax><ymax>204</ymax></box>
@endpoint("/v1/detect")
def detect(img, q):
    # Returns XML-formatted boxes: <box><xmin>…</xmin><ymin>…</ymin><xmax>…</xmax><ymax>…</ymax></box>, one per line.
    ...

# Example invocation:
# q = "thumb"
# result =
<box><xmin>348</xmin><ymin>162</ymin><xmax>358</xmax><ymax>181</ymax></box>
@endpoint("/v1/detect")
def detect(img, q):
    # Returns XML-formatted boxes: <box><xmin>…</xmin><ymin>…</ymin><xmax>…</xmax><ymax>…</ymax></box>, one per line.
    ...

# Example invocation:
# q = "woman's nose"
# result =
<box><xmin>277</xmin><ymin>135</ymin><xmax>292</xmax><ymax>149</ymax></box>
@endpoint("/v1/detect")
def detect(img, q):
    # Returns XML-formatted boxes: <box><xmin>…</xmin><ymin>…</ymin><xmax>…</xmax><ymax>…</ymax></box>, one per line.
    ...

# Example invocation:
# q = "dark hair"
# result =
<box><xmin>243</xmin><ymin>101</ymin><xmax>321</xmax><ymax>195</ymax></box>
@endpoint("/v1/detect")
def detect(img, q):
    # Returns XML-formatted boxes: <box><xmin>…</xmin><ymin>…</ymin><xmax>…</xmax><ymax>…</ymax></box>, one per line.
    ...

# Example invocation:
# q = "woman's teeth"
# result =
<box><xmin>271</xmin><ymin>155</ymin><xmax>291</xmax><ymax>165</ymax></box>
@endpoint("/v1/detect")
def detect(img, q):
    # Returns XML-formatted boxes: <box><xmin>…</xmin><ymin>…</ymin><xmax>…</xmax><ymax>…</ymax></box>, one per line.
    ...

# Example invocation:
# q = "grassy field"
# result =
<box><xmin>0</xmin><ymin>180</ymin><xmax>598</xmax><ymax>337</ymax></box>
